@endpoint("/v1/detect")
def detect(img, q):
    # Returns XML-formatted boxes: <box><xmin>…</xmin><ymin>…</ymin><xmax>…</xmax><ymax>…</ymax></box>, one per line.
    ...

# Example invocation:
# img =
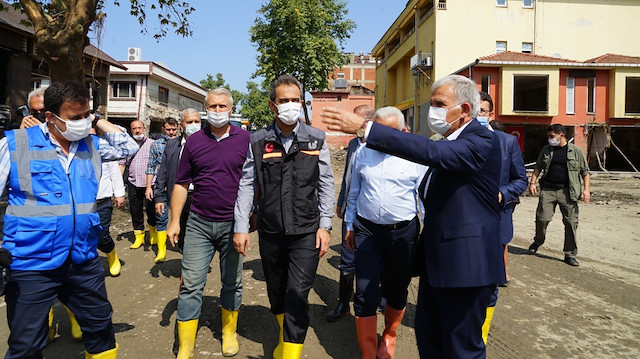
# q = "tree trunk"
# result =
<box><xmin>20</xmin><ymin>0</ymin><xmax>98</xmax><ymax>85</ymax></box>
<box><xmin>301</xmin><ymin>83</ymin><xmax>311</xmax><ymax>125</ymax></box>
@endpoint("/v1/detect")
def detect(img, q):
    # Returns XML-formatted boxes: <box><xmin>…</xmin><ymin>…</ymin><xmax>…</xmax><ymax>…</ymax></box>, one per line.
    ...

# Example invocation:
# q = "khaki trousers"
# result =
<box><xmin>533</xmin><ymin>187</ymin><xmax>579</xmax><ymax>258</ymax></box>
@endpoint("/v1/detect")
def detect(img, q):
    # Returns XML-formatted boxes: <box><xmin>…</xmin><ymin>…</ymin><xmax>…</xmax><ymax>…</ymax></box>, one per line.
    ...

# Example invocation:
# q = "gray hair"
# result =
<box><xmin>431</xmin><ymin>75</ymin><xmax>480</xmax><ymax>119</ymax></box>
<box><xmin>181</xmin><ymin>108</ymin><xmax>200</xmax><ymax>121</ymax></box>
<box><xmin>372</xmin><ymin>106</ymin><xmax>405</xmax><ymax>131</ymax></box>
<box><xmin>269</xmin><ymin>75</ymin><xmax>302</xmax><ymax>102</ymax></box>
<box><xmin>205</xmin><ymin>87</ymin><xmax>233</xmax><ymax>106</ymax></box>
<box><xmin>27</xmin><ymin>87</ymin><xmax>45</xmax><ymax>108</ymax></box>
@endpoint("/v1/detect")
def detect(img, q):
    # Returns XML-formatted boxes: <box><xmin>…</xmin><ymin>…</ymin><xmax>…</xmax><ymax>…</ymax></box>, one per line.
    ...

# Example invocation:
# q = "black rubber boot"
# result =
<box><xmin>326</xmin><ymin>272</ymin><xmax>354</xmax><ymax>322</ymax></box>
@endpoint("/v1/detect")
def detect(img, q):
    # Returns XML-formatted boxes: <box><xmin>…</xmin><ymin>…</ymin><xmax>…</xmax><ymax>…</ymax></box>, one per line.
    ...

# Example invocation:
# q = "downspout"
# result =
<box><xmin>533</xmin><ymin>0</ymin><xmax>538</xmax><ymax>54</ymax></box>
<box><xmin>413</xmin><ymin>6</ymin><xmax>419</xmax><ymax>133</ymax></box>
<box><xmin>384</xmin><ymin>41</ymin><xmax>388</xmax><ymax>105</ymax></box>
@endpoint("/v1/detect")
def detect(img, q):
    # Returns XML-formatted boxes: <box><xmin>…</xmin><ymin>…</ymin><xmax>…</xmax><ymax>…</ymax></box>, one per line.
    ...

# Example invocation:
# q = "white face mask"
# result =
<box><xmin>53</xmin><ymin>113</ymin><xmax>92</xmax><ymax>142</ymax></box>
<box><xmin>133</xmin><ymin>134</ymin><xmax>145</xmax><ymax>141</ymax></box>
<box><xmin>207</xmin><ymin>110</ymin><xmax>230</xmax><ymax>128</ymax></box>
<box><xmin>548</xmin><ymin>135</ymin><xmax>561</xmax><ymax>147</ymax></box>
<box><xmin>427</xmin><ymin>104</ymin><xmax>461</xmax><ymax>135</ymax></box>
<box><xmin>184</xmin><ymin>123</ymin><xmax>201</xmax><ymax>137</ymax></box>
<box><xmin>276</xmin><ymin>102</ymin><xmax>302</xmax><ymax>126</ymax></box>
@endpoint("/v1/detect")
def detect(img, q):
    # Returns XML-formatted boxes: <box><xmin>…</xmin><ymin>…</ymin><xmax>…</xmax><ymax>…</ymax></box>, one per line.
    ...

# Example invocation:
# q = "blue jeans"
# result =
<box><xmin>155</xmin><ymin>193</ymin><xmax>169</xmax><ymax>231</ymax></box>
<box><xmin>177</xmin><ymin>212</ymin><xmax>243</xmax><ymax>321</ymax></box>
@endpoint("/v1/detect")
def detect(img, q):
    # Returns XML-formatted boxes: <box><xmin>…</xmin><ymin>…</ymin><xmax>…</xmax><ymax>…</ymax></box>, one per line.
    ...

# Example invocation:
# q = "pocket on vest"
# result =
<box><xmin>13</xmin><ymin>217</ymin><xmax>57</xmax><ymax>259</ymax></box>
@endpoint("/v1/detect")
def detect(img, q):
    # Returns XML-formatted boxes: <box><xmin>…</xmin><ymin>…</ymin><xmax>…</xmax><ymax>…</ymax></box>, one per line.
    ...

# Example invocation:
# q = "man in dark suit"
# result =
<box><xmin>322</xmin><ymin>74</ymin><xmax>506</xmax><ymax>358</ymax></box>
<box><xmin>153</xmin><ymin>108</ymin><xmax>201</xmax><ymax>251</ymax></box>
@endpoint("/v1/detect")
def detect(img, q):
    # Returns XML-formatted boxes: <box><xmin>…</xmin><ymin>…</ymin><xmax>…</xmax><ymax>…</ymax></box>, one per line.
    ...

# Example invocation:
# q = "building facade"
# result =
<box><xmin>310</xmin><ymin>52</ymin><xmax>376</xmax><ymax>148</ymax></box>
<box><xmin>372</xmin><ymin>0</ymin><xmax>640</xmax><ymax>169</ymax></box>
<box><xmin>107</xmin><ymin>61</ymin><xmax>207</xmax><ymax>137</ymax></box>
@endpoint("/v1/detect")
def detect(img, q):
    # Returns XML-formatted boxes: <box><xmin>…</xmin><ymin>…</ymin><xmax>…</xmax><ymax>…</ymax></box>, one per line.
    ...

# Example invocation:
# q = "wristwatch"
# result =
<box><xmin>320</xmin><ymin>225</ymin><xmax>332</xmax><ymax>233</ymax></box>
<box><xmin>356</xmin><ymin>120</ymin><xmax>370</xmax><ymax>138</ymax></box>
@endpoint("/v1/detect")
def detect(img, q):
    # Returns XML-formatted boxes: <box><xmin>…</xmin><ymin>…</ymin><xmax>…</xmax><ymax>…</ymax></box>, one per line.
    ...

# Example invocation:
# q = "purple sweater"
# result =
<box><xmin>175</xmin><ymin>125</ymin><xmax>250</xmax><ymax>221</ymax></box>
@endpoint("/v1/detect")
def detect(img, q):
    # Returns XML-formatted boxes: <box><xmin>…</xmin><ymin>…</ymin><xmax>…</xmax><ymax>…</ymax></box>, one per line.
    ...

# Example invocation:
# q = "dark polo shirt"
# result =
<box><xmin>175</xmin><ymin>124</ymin><xmax>250</xmax><ymax>222</ymax></box>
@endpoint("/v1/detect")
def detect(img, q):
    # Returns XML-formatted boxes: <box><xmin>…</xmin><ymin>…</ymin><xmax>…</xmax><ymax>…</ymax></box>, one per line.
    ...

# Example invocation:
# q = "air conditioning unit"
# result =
<box><xmin>334</xmin><ymin>79</ymin><xmax>347</xmax><ymax>89</ymax></box>
<box><xmin>410</xmin><ymin>52</ymin><xmax>433</xmax><ymax>69</ymax></box>
<box><xmin>127</xmin><ymin>47</ymin><xmax>141</xmax><ymax>61</ymax></box>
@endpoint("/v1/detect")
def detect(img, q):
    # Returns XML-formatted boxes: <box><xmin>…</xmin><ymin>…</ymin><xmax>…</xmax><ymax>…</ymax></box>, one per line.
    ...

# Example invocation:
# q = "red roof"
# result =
<box><xmin>479</xmin><ymin>51</ymin><xmax>578</xmax><ymax>63</ymax></box>
<box><xmin>584</xmin><ymin>53</ymin><xmax>640</xmax><ymax>64</ymax></box>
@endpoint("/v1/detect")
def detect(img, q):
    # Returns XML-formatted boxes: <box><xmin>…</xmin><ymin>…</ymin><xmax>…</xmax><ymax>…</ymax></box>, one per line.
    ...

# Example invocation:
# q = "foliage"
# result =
<box><xmin>250</xmin><ymin>0</ymin><xmax>355</xmax><ymax>120</ymax></box>
<box><xmin>199</xmin><ymin>73</ymin><xmax>245</xmax><ymax>109</ymax></box>
<box><xmin>0</xmin><ymin>1</ymin><xmax>194</xmax><ymax>83</ymax></box>
<box><xmin>240</xmin><ymin>81</ymin><xmax>273</xmax><ymax>130</ymax></box>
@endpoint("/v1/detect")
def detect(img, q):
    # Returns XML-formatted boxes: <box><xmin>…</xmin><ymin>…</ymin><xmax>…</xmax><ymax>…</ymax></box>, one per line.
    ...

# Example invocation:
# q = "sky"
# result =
<box><xmin>94</xmin><ymin>1</ymin><xmax>407</xmax><ymax>93</ymax></box>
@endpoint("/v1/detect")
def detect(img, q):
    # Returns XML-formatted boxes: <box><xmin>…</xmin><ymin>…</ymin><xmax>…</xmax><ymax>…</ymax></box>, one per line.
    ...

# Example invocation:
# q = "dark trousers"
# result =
<box><xmin>127</xmin><ymin>181</ymin><xmax>156</xmax><ymax>231</ymax></box>
<box><xmin>339</xmin><ymin>220</ymin><xmax>355</xmax><ymax>273</ymax></box>
<box><xmin>96</xmin><ymin>198</ymin><xmax>115</xmax><ymax>253</ymax></box>
<box><xmin>415</xmin><ymin>277</ymin><xmax>494</xmax><ymax>359</ymax></box>
<box><xmin>353</xmin><ymin>216</ymin><xmax>418</xmax><ymax>317</ymax></box>
<box><xmin>177</xmin><ymin>193</ymin><xmax>193</xmax><ymax>251</ymax></box>
<box><xmin>259</xmin><ymin>231</ymin><xmax>319</xmax><ymax>344</ymax></box>
<box><xmin>534</xmin><ymin>187</ymin><xmax>579</xmax><ymax>257</ymax></box>
<box><xmin>5</xmin><ymin>257</ymin><xmax>115</xmax><ymax>358</ymax></box>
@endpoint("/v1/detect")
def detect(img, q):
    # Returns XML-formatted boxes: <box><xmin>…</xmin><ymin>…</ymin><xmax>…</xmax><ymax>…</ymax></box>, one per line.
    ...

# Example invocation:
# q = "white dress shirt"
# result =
<box><xmin>345</xmin><ymin>146</ymin><xmax>428</xmax><ymax>231</ymax></box>
<box><xmin>97</xmin><ymin>161</ymin><xmax>126</xmax><ymax>200</ymax></box>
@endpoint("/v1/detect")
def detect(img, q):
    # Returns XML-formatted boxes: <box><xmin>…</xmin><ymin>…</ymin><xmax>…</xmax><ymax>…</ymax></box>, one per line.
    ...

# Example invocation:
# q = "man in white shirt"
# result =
<box><xmin>96</xmin><ymin>160</ymin><xmax>126</xmax><ymax>277</ymax></box>
<box><xmin>344</xmin><ymin>106</ymin><xmax>427</xmax><ymax>358</ymax></box>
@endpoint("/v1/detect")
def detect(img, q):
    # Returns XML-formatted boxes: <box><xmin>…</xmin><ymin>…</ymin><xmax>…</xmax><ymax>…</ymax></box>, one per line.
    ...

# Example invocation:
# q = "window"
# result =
<box><xmin>513</xmin><ymin>75</ymin><xmax>548</xmax><ymax>112</ymax></box>
<box><xmin>158</xmin><ymin>86</ymin><xmax>169</xmax><ymax>104</ymax></box>
<box><xmin>625</xmin><ymin>77</ymin><xmax>640</xmax><ymax>114</ymax></box>
<box><xmin>496</xmin><ymin>41</ymin><xmax>507</xmax><ymax>54</ymax></box>
<box><xmin>587</xmin><ymin>78</ymin><xmax>595</xmax><ymax>114</ymax></box>
<box><xmin>566</xmin><ymin>77</ymin><xmax>575</xmax><ymax>114</ymax></box>
<box><xmin>438</xmin><ymin>0</ymin><xmax>446</xmax><ymax>10</ymax></box>
<box><xmin>481</xmin><ymin>75</ymin><xmax>490</xmax><ymax>94</ymax></box>
<box><xmin>523</xmin><ymin>0</ymin><xmax>534</xmax><ymax>7</ymax></box>
<box><xmin>522</xmin><ymin>42</ymin><xmax>533</xmax><ymax>54</ymax></box>
<box><xmin>497</xmin><ymin>0</ymin><xmax>507</xmax><ymax>6</ymax></box>
<box><xmin>112</xmin><ymin>82</ymin><xmax>136</xmax><ymax>98</ymax></box>
<box><xmin>337</xmin><ymin>72</ymin><xmax>345</xmax><ymax>79</ymax></box>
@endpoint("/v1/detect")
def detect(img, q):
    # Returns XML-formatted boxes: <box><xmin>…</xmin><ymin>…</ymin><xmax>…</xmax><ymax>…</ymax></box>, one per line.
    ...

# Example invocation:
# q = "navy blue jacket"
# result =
<box><xmin>495</xmin><ymin>130</ymin><xmax>528</xmax><ymax>245</ymax></box>
<box><xmin>153</xmin><ymin>135</ymin><xmax>184</xmax><ymax>205</ymax></box>
<box><xmin>367</xmin><ymin>119</ymin><xmax>506</xmax><ymax>287</ymax></box>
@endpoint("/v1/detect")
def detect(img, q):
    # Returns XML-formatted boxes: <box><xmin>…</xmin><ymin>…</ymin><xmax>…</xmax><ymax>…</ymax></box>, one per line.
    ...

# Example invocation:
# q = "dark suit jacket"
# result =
<box><xmin>337</xmin><ymin>137</ymin><xmax>361</xmax><ymax>214</ymax></box>
<box><xmin>153</xmin><ymin>135</ymin><xmax>184</xmax><ymax>205</ymax></box>
<box><xmin>495</xmin><ymin>130</ymin><xmax>528</xmax><ymax>245</ymax></box>
<box><xmin>367</xmin><ymin>119</ymin><xmax>506</xmax><ymax>288</ymax></box>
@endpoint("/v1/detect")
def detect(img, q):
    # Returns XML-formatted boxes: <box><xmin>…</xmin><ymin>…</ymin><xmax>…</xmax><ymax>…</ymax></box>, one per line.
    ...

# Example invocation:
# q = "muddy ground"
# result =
<box><xmin>1</xmin><ymin>152</ymin><xmax>639</xmax><ymax>358</ymax></box>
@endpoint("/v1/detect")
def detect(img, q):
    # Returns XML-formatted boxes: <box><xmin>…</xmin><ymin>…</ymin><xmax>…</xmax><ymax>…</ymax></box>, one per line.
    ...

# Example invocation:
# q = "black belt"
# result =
<box><xmin>541</xmin><ymin>182</ymin><xmax>567</xmax><ymax>190</ymax></box>
<box><xmin>357</xmin><ymin>215</ymin><xmax>415</xmax><ymax>231</ymax></box>
<box><xmin>96</xmin><ymin>197</ymin><xmax>110</xmax><ymax>204</ymax></box>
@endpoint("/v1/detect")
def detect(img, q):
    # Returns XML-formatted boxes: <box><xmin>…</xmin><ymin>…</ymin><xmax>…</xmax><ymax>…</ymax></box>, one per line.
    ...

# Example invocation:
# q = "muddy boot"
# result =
<box><xmin>84</xmin><ymin>343</ymin><xmax>118</xmax><ymax>359</ymax></box>
<box><xmin>282</xmin><ymin>342</ymin><xmax>303</xmax><ymax>359</ymax></box>
<box><xmin>130</xmin><ymin>229</ymin><xmax>145</xmax><ymax>249</ymax></box>
<box><xmin>65</xmin><ymin>306</ymin><xmax>82</xmax><ymax>340</ymax></box>
<box><xmin>273</xmin><ymin>313</ymin><xmax>284</xmax><ymax>359</ymax></box>
<box><xmin>327</xmin><ymin>272</ymin><xmax>354</xmax><ymax>322</ymax></box>
<box><xmin>106</xmin><ymin>249</ymin><xmax>121</xmax><ymax>277</ymax></box>
<box><xmin>376</xmin><ymin>306</ymin><xmax>405</xmax><ymax>359</ymax></box>
<box><xmin>221</xmin><ymin>308</ymin><xmax>239</xmax><ymax>357</ymax></box>
<box><xmin>355</xmin><ymin>316</ymin><xmax>377</xmax><ymax>359</ymax></box>
<box><xmin>149</xmin><ymin>225</ymin><xmax>158</xmax><ymax>245</ymax></box>
<box><xmin>48</xmin><ymin>307</ymin><xmax>55</xmax><ymax>341</ymax></box>
<box><xmin>154</xmin><ymin>230</ymin><xmax>167</xmax><ymax>263</ymax></box>
<box><xmin>177</xmin><ymin>319</ymin><xmax>198</xmax><ymax>359</ymax></box>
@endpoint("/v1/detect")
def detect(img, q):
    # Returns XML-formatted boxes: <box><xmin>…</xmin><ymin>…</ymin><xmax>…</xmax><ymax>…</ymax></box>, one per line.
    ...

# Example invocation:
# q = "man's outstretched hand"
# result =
<box><xmin>321</xmin><ymin>107</ymin><xmax>365</xmax><ymax>134</ymax></box>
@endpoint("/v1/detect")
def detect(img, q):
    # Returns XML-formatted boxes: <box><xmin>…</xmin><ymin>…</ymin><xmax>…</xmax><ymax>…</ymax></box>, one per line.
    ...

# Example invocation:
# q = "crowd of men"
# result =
<box><xmin>0</xmin><ymin>73</ymin><xmax>591</xmax><ymax>359</ymax></box>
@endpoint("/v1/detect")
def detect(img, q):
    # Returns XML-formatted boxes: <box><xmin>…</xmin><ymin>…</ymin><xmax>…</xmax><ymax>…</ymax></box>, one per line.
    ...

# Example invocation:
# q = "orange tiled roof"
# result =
<box><xmin>478</xmin><ymin>51</ymin><xmax>578</xmax><ymax>63</ymax></box>
<box><xmin>584</xmin><ymin>53</ymin><xmax>640</xmax><ymax>64</ymax></box>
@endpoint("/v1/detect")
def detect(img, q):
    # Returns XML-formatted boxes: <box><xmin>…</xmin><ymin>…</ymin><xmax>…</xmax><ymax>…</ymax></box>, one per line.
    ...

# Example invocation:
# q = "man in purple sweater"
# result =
<box><xmin>167</xmin><ymin>88</ymin><xmax>250</xmax><ymax>358</ymax></box>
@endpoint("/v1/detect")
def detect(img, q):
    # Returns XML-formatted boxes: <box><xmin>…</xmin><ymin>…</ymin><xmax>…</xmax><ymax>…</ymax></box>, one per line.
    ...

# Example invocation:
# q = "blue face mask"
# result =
<box><xmin>476</xmin><ymin>116</ymin><xmax>489</xmax><ymax>127</ymax></box>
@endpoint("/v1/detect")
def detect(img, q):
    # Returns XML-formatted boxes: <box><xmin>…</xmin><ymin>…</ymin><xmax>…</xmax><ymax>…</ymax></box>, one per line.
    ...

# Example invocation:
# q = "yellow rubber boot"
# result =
<box><xmin>281</xmin><ymin>342</ymin><xmax>304</xmax><ymax>359</ymax></box>
<box><xmin>65</xmin><ymin>306</ymin><xmax>82</xmax><ymax>340</ymax></box>
<box><xmin>85</xmin><ymin>343</ymin><xmax>118</xmax><ymax>359</ymax></box>
<box><xmin>272</xmin><ymin>313</ymin><xmax>285</xmax><ymax>359</ymax></box>
<box><xmin>177</xmin><ymin>319</ymin><xmax>199</xmax><ymax>359</ymax></box>
<box><xmin>130</xmin><ymin>229</ymin><xmax>145</xmax><ymax>249</ymax></box>
<box><xmin>48</xmin><ymin>307</ymin><xmax>55</xmax><ymax>341</ymax></box>
<box><xmin>149</xmin><ymin>225</ymin><xmax>158</xmax><ymax>245</ymax></box>
<box><xmin>106</xmin><ymin>249</ymin><xmax>121</xmax><ymax>276</ymax></box>
<box><xmin>482</xmin><ymin>306</ymin><xmax>495</xmax><ymax>345</ymax></box>
<box><xmin>154</xmin><ymin>230</ymin><xmax>167</xmax><ymax>263</ymax></box>
<box><xmin>221</xmin><ymin>308</ymin><xmax>240</xmax><ymax>357</ymax></box>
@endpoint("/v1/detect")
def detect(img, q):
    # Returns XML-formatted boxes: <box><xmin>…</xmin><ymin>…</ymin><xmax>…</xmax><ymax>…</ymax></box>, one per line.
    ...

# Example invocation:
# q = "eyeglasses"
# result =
<box><xmin>479</xmin><ymin>109</ymin><xmax>492</xmax><ymax>115</ymax></box>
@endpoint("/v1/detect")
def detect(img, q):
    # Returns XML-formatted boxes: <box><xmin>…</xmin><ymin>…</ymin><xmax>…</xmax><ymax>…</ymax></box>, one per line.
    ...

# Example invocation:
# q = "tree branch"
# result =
<box><xmin>19</xmin><ymin>0</ymin><xmax>47</xmax><ymax>30</ymax></box>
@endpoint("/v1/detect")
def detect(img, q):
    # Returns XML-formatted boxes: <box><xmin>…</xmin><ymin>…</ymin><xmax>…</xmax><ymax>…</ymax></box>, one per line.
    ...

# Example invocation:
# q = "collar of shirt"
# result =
<box><xmin>446</xmin><ymin>119</ymin><xmax>473</xmax><ymax>141</ymax></box>
<box><xmin>205</xmin><ymin>124</ymin><xmax>237</xmax><ymax>142</ymax></box>
<box><xmin>275</xmin><ymin>121</ymin><xmax>300</xmax><ymax>153</ymax></box>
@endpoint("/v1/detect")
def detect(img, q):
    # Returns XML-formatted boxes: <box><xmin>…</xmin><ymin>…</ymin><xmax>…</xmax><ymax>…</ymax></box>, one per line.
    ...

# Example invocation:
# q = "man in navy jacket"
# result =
<box><xmin>322</xmin><ymin>75</ymin><xmax>506</xmax><ymax>358</ymax></box>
